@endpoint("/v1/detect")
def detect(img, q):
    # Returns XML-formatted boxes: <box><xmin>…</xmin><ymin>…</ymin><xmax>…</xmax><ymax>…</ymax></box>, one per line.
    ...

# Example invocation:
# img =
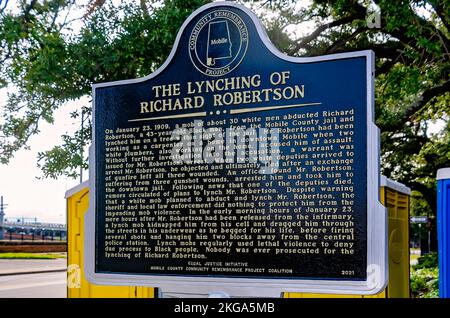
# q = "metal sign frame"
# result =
<box><xmin>85</xmin><ymin>1</ymin><xmax>387</xmax><ymax>297</ymax></box>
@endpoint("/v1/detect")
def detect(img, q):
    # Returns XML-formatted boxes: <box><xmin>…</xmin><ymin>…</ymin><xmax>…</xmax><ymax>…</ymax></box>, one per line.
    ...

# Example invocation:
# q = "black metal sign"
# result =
<box><xmin>85</xmin><ymin>2</ymin><xmax>386</xmax><ymax>296</ymax></box>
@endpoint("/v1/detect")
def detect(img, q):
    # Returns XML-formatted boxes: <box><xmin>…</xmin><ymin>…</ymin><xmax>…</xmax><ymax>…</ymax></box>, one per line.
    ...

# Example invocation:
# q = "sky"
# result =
<box><xmin>0</xmin><ymin>90</ymin><xmax>88</xmax><ymax>224</ymax></box>
<box><xmin>0</xmin><ymin>0</ymin><xmax>445</xmax><ymax>224</ymax></box>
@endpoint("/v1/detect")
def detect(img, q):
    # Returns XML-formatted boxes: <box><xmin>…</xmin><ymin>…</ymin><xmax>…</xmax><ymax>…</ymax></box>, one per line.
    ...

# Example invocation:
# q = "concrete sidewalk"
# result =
<box><xmin>0</xmin><ymin>259</ymin><xmax>66</xmax><ymax>276</ymax></box>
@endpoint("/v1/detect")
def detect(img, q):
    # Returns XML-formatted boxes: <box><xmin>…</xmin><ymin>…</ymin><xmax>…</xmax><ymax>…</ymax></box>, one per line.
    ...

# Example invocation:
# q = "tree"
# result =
<box><xmin>0</xmin><ymin>0</ymin><xmax>210</xmax><ymax>177</ymax></box>
<box><xmin>1</xmin><ymin>0</ymin><xmax>449</xmax><ymax>217</ymax></box>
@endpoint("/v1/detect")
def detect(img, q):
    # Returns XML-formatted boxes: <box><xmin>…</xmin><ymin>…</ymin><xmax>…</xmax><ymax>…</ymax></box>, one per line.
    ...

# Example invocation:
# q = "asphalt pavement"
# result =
<box><xmin>0</xmin><ymin>259</ymin><xmax>67</xmax><ymax>298</ymax></box>
<box><xmin>0</xmin><ymin>258</ymin><xmax>66</xmax><ymax>275</ymax></box>
<box><xmin>0</xmin><ymin>271</ymin><xmax>66</xmax><ymax>298</ymax></box>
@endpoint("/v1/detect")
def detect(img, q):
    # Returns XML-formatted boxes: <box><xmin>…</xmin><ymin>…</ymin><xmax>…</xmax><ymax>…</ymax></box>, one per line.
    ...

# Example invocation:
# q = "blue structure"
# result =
<box><xmin>437</xmin><ymin>168</ymin><xmax>450</xmax><ymax>298</ymax></box>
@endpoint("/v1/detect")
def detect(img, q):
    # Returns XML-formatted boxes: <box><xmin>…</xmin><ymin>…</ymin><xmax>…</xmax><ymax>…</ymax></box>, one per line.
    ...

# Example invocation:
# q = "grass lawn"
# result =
<box><xmin>0</xmin><ymin>252</ymin><xmax>67</xmax><ymax>259</ymax></box>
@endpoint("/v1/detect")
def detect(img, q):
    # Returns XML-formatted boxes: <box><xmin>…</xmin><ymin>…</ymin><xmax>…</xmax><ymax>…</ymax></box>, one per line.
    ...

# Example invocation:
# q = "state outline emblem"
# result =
<box><xmin>188</xmin><ymin>9</ymin><xmax>249</xmax><ymax>77</ymax></box>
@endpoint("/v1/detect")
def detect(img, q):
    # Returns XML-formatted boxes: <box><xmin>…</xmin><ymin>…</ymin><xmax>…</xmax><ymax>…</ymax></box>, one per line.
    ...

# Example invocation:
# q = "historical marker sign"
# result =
<box><xmin>85</xmin><ymin>2</ymin><xmax>387</xmax><ymax>296</ymax></box>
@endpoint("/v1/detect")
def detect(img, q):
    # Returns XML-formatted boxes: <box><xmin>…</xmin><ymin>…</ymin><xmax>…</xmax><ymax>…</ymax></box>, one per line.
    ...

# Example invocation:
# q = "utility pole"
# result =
<box><xmin>418</xmin><ymin>223</ymin><xmax>422</xmax><ymax>255</ymax></box>
<box><xmin>0</xmin><ymin>196</ymin><xmax>7</xmax><ymax>240</ymax></box>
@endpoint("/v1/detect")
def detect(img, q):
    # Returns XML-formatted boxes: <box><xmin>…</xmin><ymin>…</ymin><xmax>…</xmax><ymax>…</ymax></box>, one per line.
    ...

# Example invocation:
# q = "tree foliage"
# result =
<box><xmin>0</xmin><ymin>0</ymin><xmax>449</xmax><ymax>214</ymax></box>
<box><xmin>0</xmin><ymin>0</ymin><xmax>209</xmax><ymax>173</ymax></box>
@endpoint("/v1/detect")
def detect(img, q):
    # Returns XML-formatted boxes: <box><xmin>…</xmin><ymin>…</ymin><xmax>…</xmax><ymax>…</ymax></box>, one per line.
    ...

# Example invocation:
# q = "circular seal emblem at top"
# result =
<box><xmin>189</xmin><ymin>9</ymin><xmax>248</xmax><ymax>77</ymax></box>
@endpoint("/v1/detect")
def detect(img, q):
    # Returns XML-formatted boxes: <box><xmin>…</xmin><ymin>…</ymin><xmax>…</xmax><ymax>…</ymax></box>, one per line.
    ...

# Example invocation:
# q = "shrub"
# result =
<box><xmin>411</xmin><ymin>253</ymin><xmax>438</xmax><ymax>298</ymax></box>
<box><xmin>413</xmin><ymin>252</ymin><xmax>438</xmax><ymax>270</ymax></box>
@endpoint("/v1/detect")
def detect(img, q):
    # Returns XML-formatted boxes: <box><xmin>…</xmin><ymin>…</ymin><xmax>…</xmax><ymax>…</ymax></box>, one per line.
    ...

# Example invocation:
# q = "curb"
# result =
<box><xmin>0</xmin><ymin>268</ymin><xmax>67</xmax><ymax>276</ymax></box>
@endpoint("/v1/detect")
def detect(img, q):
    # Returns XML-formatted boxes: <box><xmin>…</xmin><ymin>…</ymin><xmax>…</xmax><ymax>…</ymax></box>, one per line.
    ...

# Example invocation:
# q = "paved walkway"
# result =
<box><xmin>0</xmin><ymin>259</ymin><xmax>66</xmax><ymax>276</ymax></box>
